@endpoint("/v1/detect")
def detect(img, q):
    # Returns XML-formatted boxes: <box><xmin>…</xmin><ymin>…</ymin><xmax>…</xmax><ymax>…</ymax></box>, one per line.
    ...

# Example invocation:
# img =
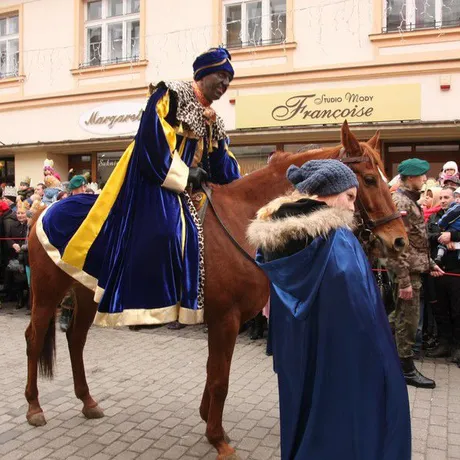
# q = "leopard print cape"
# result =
<box><xmin>151</xmin><ymin>80</ymin><xmax>227</xmax><ymax>141</ymax></box>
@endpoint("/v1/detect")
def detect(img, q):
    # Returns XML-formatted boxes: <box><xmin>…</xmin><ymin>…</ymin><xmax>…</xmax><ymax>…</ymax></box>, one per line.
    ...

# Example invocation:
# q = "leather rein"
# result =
<box><xmin>200</xmin><ymin>150</ymin><xmax>402</xmax><ymax>265</ymax></box>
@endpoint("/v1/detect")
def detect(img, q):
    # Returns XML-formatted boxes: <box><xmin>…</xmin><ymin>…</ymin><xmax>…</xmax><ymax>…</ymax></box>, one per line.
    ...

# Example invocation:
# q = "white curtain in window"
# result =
<box><xmin>127</xmin><ymin>20</ymin><xmax>140</xmax><ymax>57</ymax></box>
<box><xmin>87</xmin><ymin>0</ymin><xmax>102</xmax><ymax>21</ymax></box>
<box><xmin>108</xmin><ymin>0</ymin><xmax>123</xmax><ymax>17</ymax></box>
<box><xmin>127</xmin><ymin>0</ymin><xmax>140</xmax><ymax>14</ymax></box>
<box><xmin>108</xmin><ymin>22</ymin><xmax>123</xmax><ymax>61</ymax></box>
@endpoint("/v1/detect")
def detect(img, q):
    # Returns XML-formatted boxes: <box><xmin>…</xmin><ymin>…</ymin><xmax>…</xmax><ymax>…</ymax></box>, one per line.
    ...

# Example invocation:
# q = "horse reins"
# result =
<box><xmin>200</xmin><ymin>151</ymin><xmax>402</xmax><ymax>266</ymax></box>
<box><xmin>201</xmin><ymin>184</ymin><xmax>259</xmax><ymax>267</ymax></box>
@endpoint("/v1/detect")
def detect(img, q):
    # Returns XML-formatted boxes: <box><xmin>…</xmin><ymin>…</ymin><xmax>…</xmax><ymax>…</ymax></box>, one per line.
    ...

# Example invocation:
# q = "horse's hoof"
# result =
<box><xmin>82</xmin><ymin>404</ymin><xmax>104</xmax><ymax>419</ymax></box>
<box><xmin>27</xmin><ymin>412</ymin><xmax>46</xmax><ymax>427</ymax></box>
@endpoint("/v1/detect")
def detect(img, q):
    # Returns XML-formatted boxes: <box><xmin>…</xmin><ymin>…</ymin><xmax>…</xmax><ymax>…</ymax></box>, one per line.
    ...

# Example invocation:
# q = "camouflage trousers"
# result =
<box><xmin>388</xmin><ymin>273</ymin><xmax>422</xmax><ymax>359</ymax></box>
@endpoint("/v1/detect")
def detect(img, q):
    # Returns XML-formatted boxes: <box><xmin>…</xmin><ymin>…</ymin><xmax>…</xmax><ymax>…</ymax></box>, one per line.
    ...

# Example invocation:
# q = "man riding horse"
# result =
<box><xmin>38</xmin><ymin>47</ymin><xmax>240</xmax><ymax>327</ymax></box>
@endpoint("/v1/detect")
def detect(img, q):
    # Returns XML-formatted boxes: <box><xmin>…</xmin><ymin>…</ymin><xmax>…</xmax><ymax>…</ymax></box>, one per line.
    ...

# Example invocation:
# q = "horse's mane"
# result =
<box><xmin>269</xmin><ymin>141</ymin><xmax>384</xmax><ymax>173</ymax></box>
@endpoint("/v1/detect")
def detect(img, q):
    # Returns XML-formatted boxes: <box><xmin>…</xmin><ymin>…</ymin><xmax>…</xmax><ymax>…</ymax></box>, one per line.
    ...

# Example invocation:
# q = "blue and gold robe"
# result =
<box><xmin>36</xmin><ymin>81</ymin><xmax>240</xmax><ymax>326</ymax></box>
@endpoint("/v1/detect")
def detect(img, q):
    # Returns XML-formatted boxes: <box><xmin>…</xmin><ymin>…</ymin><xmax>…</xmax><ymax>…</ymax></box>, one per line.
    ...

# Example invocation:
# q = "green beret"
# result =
<box><xmin>68</xmin><ymin>175</ymin><xmax>87</xmax><ymax>191</ymax></box>
<box><xmin>397</xmin><ymin>158</ymin><xmax>430</xmax><ymax>177</ymax></box>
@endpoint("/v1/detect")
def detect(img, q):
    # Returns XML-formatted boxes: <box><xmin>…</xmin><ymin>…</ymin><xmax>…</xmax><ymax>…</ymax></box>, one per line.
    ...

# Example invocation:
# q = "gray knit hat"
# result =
<box><xmin>287</xmin><ymin>159</ymin><xmax>359</xmax><ymax>196</ymax></box>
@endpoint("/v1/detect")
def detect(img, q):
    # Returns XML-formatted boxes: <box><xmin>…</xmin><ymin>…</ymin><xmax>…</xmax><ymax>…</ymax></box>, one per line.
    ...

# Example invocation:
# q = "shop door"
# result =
<box><xmin>68</xmin><ymin>154</ymin><xmax>93</xmax><ymax>182</ymax></box>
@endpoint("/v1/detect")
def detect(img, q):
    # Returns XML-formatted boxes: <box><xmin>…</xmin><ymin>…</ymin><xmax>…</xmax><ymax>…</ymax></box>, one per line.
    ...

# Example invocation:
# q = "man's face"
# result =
<box><xmin>19</xmin><ymin>184</ymin><xmax>27</xmax><ymax>191</ymax></box>
<box><xmin>440</xmin><ymin>189</ymin><xmax>455</xmax><ymax>210</ymax></box>
<box><xmin>406</xmin><ymin>174</ymin><xmax>426</xmax><ymax>191</ymax></box>
<box><xmin>35</xmin><ymin>185</ymin><xmax>45</xmax><ymax>197</ymax></box>
<box><xmin>198</xmin><ymin>71</ymin><xmax>232</xmax><ymax>102</ymax></box>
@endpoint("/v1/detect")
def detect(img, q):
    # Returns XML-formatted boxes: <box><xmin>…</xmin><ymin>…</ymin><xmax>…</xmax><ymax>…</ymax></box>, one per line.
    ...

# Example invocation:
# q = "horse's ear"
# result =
<box><xmin>341</xmin><ymin>120</ymin><xmax>361</xmax><ymax>155</ymax></box>
<box><xmin>367</xmin><ymin>131</ymin><xmax>381</xmax><ymax>151</ymax></box>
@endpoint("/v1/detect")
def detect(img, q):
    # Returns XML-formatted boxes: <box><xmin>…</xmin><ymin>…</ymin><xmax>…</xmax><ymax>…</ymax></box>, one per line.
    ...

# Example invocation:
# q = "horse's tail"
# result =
<box><xmin>38</xmin><ymin>308</ymin><xmax>56</xmax><ymax>379</ymax></box>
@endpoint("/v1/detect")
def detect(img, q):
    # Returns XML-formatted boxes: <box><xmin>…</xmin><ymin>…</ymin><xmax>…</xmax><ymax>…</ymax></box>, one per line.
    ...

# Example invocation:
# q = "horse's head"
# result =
<box><xmin>338</xmin><ymin>121</ymin><xmax>408</xmax><ymax>255</ymax></box>
<box><xmin>268</xmin><ymin>121</ymin><xmax>407</xmax><ymax>255</ymax></box>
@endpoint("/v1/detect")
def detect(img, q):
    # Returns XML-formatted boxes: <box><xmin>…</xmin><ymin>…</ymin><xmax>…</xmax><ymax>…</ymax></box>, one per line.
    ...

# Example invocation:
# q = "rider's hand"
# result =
<box><xmin>188</xmin><ymin>167</ymin><xmax>208</xmax><ymax>189</ymax></box>
<box><xmin>399</xmin><ymin>285</ymin><xmax>413</xmax><ymax>300</ymax></box>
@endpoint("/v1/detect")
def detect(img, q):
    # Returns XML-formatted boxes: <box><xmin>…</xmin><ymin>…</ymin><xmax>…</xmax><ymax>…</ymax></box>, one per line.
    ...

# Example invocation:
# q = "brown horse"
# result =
<box><xmin>24</xmin><ymin>122</ymin><xmax>407</xmax><ymax>459</ymax></box>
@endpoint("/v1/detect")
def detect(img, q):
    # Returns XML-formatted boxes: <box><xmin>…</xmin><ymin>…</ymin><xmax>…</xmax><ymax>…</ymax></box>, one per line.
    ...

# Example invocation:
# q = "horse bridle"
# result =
<box><xmin>201</xmin><ymin>149</ymin><xmax>403</xmax><ymax>266</ymax></box>
<box><xmin>339</xmin><ymin>148</ymin><xmax>402</xmax><ymax>231</ymax></box>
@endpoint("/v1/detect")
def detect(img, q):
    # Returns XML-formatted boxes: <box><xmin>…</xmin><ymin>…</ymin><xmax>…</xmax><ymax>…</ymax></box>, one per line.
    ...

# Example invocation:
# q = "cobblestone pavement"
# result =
<box><xmin>0</xmin><ymin>305</ymin><xmax>459</xmax><ymax>460</ymax></box>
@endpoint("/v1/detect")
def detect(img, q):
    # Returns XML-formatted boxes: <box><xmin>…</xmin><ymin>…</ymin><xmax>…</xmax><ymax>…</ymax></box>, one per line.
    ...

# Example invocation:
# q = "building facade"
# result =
<box><xmin>1</xmin><ymin>0</ymin><xmax>460</xmax><ymax>185</ymax></box>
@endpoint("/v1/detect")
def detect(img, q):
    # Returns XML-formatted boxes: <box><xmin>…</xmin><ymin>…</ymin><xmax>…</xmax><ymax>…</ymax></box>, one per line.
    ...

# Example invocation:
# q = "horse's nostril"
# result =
<box><xmin>394</xmin><ymin>238</ymin><xmax>406</xmax><ymax>249</ymax></box>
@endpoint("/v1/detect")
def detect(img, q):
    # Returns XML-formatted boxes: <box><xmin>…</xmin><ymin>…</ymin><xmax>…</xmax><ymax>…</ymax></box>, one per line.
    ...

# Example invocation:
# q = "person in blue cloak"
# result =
<box><xmin>247</xmin><ymin>160</ymin><xmax>411</xmax><ymax>460</ymax></box>
<box><xmin>36</xmin><ymin>47</ymin><xmax>240</xmax><ymax>327</ymax></box>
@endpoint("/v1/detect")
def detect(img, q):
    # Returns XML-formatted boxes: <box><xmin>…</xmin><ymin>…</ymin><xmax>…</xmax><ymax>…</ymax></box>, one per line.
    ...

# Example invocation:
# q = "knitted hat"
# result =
<box><xmin>286</xmin><ymin>159</ymin><xmax>359</xmax><ymax>196</ymax></box>
<box><xmin>443</xmin><ymin>161</ymin><xmax>458</xmax><ymax>174</ymax></box>
<box><xmin>193</xmin><ymin>47</ymin><xmax>234</xmax><ymax>81</ymax></box>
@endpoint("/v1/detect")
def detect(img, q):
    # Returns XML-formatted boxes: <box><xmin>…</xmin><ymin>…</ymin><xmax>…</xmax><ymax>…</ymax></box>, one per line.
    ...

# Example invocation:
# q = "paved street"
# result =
<box><xmin>0</xmin><ymin>305</ymin><xmax>460</xmax><ymax>460</ymax></box>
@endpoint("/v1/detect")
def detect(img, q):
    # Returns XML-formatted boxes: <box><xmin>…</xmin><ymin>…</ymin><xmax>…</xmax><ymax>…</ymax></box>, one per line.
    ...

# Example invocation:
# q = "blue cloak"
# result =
<box><xmin>251</xmin><ymin>206</ymin><xmax>411</xmax><ymax>460</ymax></box>
<box><xmin>37</xmin><ymin>82</ymin><xmax>240</xmax><ymax>327</ymax></box>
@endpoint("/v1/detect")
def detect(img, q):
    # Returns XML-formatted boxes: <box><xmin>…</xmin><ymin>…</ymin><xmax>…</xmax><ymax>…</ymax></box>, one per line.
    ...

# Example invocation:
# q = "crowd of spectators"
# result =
<box><xmin>0</xmin><ymin>159</ymin><xmax>99</xmax><ymax>313</ymax></box>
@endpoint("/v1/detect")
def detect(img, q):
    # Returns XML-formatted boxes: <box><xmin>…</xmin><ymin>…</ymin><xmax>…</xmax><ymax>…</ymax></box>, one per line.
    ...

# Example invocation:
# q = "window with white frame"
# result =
<box><xmin>0</xmin><ymin>14</ymin><xmax>19</xmax><ymax>78</ymax></box>
<box><xmin>223</xmin><ymin>0</ymin><xmax>286</xmax><ymax>48</ymax></box>
<box><xmin>385</xmin><ymin>0</ymin><xmax>460</xmax><ymax>32</ymax></box>
<box><xmin>83</xmin><ymin>0</ymin><xmax>140</xmax><ymax>67</ymax></box>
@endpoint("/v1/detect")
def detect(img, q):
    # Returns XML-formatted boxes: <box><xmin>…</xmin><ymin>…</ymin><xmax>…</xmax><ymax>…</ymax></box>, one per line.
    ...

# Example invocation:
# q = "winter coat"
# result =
<box><xmin>3</xmin><ymin>213</ymin><xmax>27</xmax><ymax>259</ymax></box>
<box><xmin>42</xmin><ymin>187</ymin><xmax>61</xmax><ymax>206</ymax></box>
<box><xmin>247</xmin><ymin>194</ymin><xmax>411</xmax><ymax>460</ymax></box>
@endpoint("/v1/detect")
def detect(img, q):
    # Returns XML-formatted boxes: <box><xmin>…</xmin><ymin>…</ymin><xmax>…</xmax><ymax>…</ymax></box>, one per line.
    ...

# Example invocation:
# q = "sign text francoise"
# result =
<box><xmin>236</xmin><ymin>84</ymin><xmax>421</xmax><ymax>130</ymax></box>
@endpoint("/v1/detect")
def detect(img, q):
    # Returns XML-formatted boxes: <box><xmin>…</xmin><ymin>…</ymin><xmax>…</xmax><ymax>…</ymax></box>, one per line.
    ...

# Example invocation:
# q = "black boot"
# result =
<box><xmin>59</xmin><ymin>308</ymin><xmax>73</xmax><ymax>333</ymax></box>
<box><xmin>425</xmin><ymin>339</ymin><xmax>451</xmax><ymax>358</ymax></box>
<box><xmin>451</xmin><ymin>347</ymin><xmax>460</xmax><ymax>367</ymax></box>
<box><xmin>400</xmin><ymin>357</ymin><xmax>436</xmax><ymax>389</ymax></box>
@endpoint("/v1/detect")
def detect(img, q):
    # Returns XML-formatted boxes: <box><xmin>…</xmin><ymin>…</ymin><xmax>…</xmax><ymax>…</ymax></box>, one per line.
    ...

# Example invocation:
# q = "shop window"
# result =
<box><xmin>82</xmin><ymin>0</ymin><xmax>140</xmax><ymax>68</ymax></box>
<box><xmin>97</xmin><ymin>151</ymin><xmax>123</xmax><ymax>186</ymax></box>
<box><xmin>223</xmin><ymin>0</ymin><xmax>286</xmax><ymax>48</ymax></box>
<box><xmin>0</xmin><ymin>158</ymin><xmax>15</xmax><ymax>183</ymax></box>
<box><xmin>384</xmin><ymin>0</ymin><xmax>460</xmax><ymax>33</ymax></box>
<box><xmin>231</xmin><ymin>145</ymin><xmax>276</xmax><ymax>174</ymax></box>
<box><xmin>0</xmin><ymin>13</ymin><xmax>19</xmax><ymax>79</ymax></box>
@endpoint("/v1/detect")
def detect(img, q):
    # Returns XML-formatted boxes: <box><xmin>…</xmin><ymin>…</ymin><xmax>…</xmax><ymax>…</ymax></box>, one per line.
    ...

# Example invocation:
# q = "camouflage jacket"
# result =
<box><xmin>386</xmin><ymin>186</ymin><xmax>435</xmax><ymax>288</ymax></box>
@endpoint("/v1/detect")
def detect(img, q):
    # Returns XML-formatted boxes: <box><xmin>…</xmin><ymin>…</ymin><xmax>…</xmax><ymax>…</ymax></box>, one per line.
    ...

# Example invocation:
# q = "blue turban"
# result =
<box><xmin>193</xmin><ymin>47</ymin><xmax>234</xmax><ymax>81</ymax></box>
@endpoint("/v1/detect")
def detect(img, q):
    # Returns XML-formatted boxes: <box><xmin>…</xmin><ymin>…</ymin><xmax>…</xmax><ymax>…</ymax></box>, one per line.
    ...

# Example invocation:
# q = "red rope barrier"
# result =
<box><xmin>372</xmin><ymin>268</ymin><xmax>460</xmax><ymax>278</ymax></box>
<box><xmin>0</xmin><ymin>237</ymin><xmax>27</xmax><ymax>240</ymax></box>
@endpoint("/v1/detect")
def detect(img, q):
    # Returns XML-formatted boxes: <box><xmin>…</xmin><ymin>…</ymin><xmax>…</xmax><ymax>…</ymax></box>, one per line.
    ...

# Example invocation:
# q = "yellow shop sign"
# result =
<box><xmin>236</xmin><ymin>84</ymin><xmax>421</xmax><ymax>129</ymax></box>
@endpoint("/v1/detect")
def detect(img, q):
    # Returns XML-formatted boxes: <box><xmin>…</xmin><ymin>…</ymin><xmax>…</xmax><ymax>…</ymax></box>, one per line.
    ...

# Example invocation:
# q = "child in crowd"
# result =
<box><xmin>435</xmin><ymin>200</ymin><xmax>460</xmax><ymax>263</ymax></box>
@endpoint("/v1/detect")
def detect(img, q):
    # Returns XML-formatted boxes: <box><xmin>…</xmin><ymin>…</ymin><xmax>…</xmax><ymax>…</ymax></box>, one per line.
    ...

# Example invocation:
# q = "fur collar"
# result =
<box><xmin>247</xmin><ymin>193</ymin><xmax>355</xmax><ymax>252</ymax></box>
<box><xmin>152</xmin><ymin>81</ymin><xmax>227</xmax><ymax>141</ymax></box>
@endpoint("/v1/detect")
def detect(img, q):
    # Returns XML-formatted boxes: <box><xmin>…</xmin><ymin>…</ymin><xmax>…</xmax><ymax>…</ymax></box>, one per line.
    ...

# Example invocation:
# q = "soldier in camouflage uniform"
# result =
<box><xmin>387</xmin><ymin>158</ymin><xmax>444</xmax><ymax>389</ymax></box>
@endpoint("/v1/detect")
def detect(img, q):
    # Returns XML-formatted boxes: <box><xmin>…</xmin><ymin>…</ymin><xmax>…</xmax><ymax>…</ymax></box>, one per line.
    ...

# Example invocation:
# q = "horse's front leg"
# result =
<box><xmin>203</xmin><ymin>312</ymin><xmax>241</xmax><ymax>460</ymax></box>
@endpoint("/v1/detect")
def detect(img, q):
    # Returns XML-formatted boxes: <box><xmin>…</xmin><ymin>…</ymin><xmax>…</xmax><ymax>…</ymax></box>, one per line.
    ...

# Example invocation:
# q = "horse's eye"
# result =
<box><xmin>364</xmin><ymin>175</ymin><xmax>377</xmax><ymax>186</ymax></box>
